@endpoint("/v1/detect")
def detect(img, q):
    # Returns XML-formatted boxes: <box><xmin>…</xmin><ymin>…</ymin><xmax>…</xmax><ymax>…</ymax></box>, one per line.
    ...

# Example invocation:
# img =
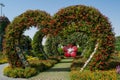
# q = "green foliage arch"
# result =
<box><xmin>4</xmin><ymin>5</ymin><xmax>115</xmax><ymax>70</ymax></box>
<box><xmin>20</xmin><ymin>35</ymin><xmax>32</xmax><ymax>53</ymax></box>
<box><xmin>44</xmin><ymin>34</ymin><xmax>60</xmax><ymax>56</ymax></box>
<box><xmin>52</xmin><ymin>5</ymin><xmax>115</xmax><ymax>70</ymax></box>
<box><xmin>4</xmin><ymin>10</ymin><xmax>51</xmax><ymax>68</ymax></box>
<box><xmin>32</xmin><ymin>30</ymin><xmax>48</xmax><ymax>59</ymax></box>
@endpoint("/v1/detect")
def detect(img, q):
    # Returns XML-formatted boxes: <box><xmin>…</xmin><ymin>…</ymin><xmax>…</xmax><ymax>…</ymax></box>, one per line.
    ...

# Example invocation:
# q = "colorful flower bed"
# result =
<box><xmin>70</xmin><ymin>52</ymin><xmax>120</xmax><ymax>80</ymax></box>
<box><xmin>71</xmin><ymin>70</ymin><xmax>116</xmax><ymax>80</ymax></box>
<box><xmin>3</xmin><ymin>56</ymin><xmax>61</xmax><ymax>78</ymax></box>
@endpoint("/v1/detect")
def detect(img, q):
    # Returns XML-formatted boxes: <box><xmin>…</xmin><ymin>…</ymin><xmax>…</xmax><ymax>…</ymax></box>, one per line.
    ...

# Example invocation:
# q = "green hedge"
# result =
<box><xmin>3</xmin><ymin>56</ymin><xmax>60</xmax><ymax>78</ymax></box>
<box><xmin>70</xmin><ymin>70</ymin><xmax>116</xmax><ymax>80</ymax></box>
<box><xmin>4</xmin><ymin>66</ymin><xmax>37</xmax><ymax>78</ymax></box>
<box><xmin>0</xmin><ymin>53</ymin><xmax>8</xmax><ymax>64</ymax></box>
<box><xmin>32</xmin><ymin>30</ymin><xmax>47</xmax><ymax>59</ymax></box>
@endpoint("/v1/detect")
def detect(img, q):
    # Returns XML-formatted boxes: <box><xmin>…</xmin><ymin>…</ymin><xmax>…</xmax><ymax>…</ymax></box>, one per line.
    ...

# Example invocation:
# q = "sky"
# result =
<box><xmin>0</xmin><ymin>0</ymin><xmax>120</xmax><ymax>39</ymax></box>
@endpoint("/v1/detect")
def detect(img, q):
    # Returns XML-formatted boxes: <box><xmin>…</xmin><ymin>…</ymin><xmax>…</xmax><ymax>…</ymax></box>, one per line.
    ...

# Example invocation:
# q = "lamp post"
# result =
<box><xmin>0</xmin><ymin>3</ymin><xmax>5</xmax><ymax>16</ymax></box>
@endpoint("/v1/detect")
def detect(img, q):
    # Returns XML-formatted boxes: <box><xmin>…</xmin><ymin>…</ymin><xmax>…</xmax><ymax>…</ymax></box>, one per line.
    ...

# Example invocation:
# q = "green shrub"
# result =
<box><xmin>4</xmin><ymin>66</ymin><xmax>37</xmax><ymax>78</ymax></box>
<box><xmin>83</xmin><ymin>42</ymin><xmax>95</xmax><ymax>58</ymax></box>
<box><xmin>0</xmin><ymin>58</ymin><xmax>8</xmax><ymax>64</ymax></box>
<box><xmin>0</xmin><ymin>53</ymin><xmax>8</xmax><ymax>64</ymax></box>
<box><xmin>58</xmin><ymin>47</ymin><xmax>64</xmax><ymax>55</ymax></box>
<box><xmin>71</xmin><ymin>70</ymin><xmax>116</xmax><ymax>80</ymax></box>
<box><xmin>77</xmin><ymin>47</ymin><xmax>82</xmax><ymax>55</ymax></box>
<box><xmin>32</xmin><ymin>30</ymin><xmax>47</xmax><ymax>59</ymax></box>
<box><xmin>30</xmin><ymin>60</ymin><xmax>46</xmax><ymax>72</ymax></box>
<box><xmin>71</xmin><ymin>57</ymin><xmax>87</xmax><ymax>71</ymax></box>
<box><xmin>24</xmin><ymin>67</ymin><xmax>37</xmax><ymax>78</ymax></box>
<box><xmin>117</xmin><ymin>74</ymin><xmax>120</xmax><ymax>80</ymax></box>
<box><xmin>48</xmin><ymin>56</ymin><xmax>61</xmax><ymax>62</ymax></box>
<box><xmin>29</xmin><ymin>59</ymin><xmax>58</xmax><ymax>72</ymax></box>
<box><xmin>49</xmin><ymin>60</ymin><xmax>58</xmax><ymax>64</ymax></box>
<box><xmin>27</xmin><ymin>55</ymin><xmax>39</xmax><ymax>61</ymax></box>
<box><xmin>42</xmin><ymin>60</ymin><xmax>53</xmax><ymax>69</ymax></box>
<box><xmin>36</xmin><ymin>53</ymin><xmax>46</xmax><ymax>60</ymax></box>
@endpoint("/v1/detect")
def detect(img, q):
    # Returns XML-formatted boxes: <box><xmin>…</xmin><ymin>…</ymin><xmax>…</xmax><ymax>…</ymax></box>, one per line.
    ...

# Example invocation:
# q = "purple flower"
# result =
<box><xmin>116</xmin><ymin>65</ymin><xmax>120</xmax><ymax>74</ymax></box>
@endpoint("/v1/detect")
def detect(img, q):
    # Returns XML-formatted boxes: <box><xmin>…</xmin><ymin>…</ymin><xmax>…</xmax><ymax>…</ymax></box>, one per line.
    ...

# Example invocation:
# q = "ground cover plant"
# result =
<box><xmin>3</xmin><ymin>56</ymin><xmax>61</xmax><ymax>78</ymax></box>
<box><xmin>70</xmin><ymin>52</ymin><xmax>120</xmax><ymax>80</ymax></box>
<box><xmin>0</xmin><ymin>52</ymin><xmax>8</xmax><ymax>64</ymax></box>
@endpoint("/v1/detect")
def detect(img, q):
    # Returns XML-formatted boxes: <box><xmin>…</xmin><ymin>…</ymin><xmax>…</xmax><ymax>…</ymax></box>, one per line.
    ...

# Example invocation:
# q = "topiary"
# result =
<box><xmin>52</xmin><ymin>5</ymin><xmax>115</xmax><ymax>70</ymax></box>
<box><xmin>32</xmin><ymin>30</ymin><xmax>48</xmax><ymax>59</ymax></box>
<box><xmin>4</xmin><ymin>10</ymin><xmax>52</xmax><ymax>68</ymax></box>
<box><xmin>44</xmin><ymin>34</ymin><xmax>54</xmax><ymax>56</ymax></box>
<box><xmin>4</xmin><ymin>66</ymin><xmax>37</xmax><ymax>78</ymax></box>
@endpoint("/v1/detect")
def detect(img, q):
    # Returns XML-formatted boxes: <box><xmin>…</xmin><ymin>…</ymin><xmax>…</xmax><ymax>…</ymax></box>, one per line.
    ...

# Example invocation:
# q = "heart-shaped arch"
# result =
<box><xmin>4</xmin><ymin>10</ymin><xmax>51</xmax><ymax>68</ymax></box>
<box><xmin>51</xmin><ymin>5</ymin><xmax>115</xmax><ymax>70</ymax></box>
<box><xmin>4</xmin><ymin>5</ymin><xmax>115</xmax><ymax>70</ymax></box>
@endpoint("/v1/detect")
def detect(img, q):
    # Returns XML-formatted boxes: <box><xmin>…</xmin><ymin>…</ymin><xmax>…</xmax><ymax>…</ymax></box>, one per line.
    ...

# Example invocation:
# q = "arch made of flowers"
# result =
<box><xmin>32</xmin><ymin>30</ymin><xmax>48</xmax><ymax>59</ymax></box>
<box><xmin>44</xmin><ymin>34</ymin><xmax>61</xmax><ymax>56</ymax></box>
<box><xmin>52</xmin><ymin>5</ymin><xmax>115</xmax><ymax>70</ymax></box>
<box><xmin>4</xmin><ymin>10</ymin><xmax>51</xmax><ymax>68</ymax></box>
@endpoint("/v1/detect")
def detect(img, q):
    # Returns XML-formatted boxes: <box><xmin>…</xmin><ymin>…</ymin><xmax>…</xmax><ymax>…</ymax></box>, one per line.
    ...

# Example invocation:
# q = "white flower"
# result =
<box><xmin>67</xmin><ymin>48</ymin><xmax>73</xmax><ymax>54</ymax></box>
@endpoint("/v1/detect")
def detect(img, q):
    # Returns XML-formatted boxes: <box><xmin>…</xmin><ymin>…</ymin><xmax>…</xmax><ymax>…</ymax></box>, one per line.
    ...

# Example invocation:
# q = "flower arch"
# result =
<box><xmin>32</xmin><ymin>30</ymin><xmax>48</xmax><ymax>59</ymax></box>
<box><xmin>4</xmin><ymin>10</ymin><xmax>51</xmax><ymax>68</ymax></box>
<box><xmin>4</xmin><ymin>5</ymin><xmax>115</xmax><ymax>70</ymax></box>
<box><xmin>52</xmin><ymin>5</ymin><xmax>115</xmax><ymax>70</ymax></box>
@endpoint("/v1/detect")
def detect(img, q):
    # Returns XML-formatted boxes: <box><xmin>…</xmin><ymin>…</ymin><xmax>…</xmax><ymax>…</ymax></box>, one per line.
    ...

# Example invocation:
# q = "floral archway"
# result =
<box><xmin>4</xmin><ymin>10</ymin><xmax>51</xmax><ymax>68</ymax></box>
<box><xmin>51</xmin><ymin>5</ymin><xmax>115</xmax><ymax>70</ymax></box>
<box><xmin>32</xmin><ymin>30</ymin><xmax>48</xmax><ymax>59</ymax></box>
<box><xmin>4</xmin><ymin>5</ymin><xmax>115</xmax><ymax>70</ymax></box>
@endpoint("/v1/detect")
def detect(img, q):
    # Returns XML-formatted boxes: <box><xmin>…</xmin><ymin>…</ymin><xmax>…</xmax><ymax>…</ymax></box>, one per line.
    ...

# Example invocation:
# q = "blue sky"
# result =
<box><xmin>0</xmin><ymin>0</ymin><xmax>120</xmax><ymax>39</ymax></box>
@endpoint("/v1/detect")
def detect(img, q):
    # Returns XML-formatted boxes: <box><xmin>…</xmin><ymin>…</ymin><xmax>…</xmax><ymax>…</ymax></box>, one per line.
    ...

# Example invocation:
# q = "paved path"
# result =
<box><xmin>0</xmin><ymin>58</ymin><xmax>73</xmax><ymax>80</ymax></box>
<box><xmin>29</xmin><ymin>58</ymin><xmax>73</xmax><ymax>80</ymax></box>
<box><xmin>0</xmin><ymin>63</ymin><xmax>27</xmax><ymax>80</ymax></box>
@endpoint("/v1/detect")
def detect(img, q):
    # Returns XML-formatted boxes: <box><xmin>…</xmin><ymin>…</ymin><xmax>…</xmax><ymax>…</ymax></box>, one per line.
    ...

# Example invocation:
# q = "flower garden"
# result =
<box><xmin>0</xmin><ymin>5</ymin><xmax>120</xmax><ymax>79</ymax></box>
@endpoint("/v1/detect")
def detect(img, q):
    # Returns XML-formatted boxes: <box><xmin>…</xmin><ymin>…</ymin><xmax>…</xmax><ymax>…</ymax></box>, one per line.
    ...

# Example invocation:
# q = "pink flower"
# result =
<box><xmin>63</xmin><ymin>44</ymin><xmax>78</xmax><ymax>57</ymax></box>
<box><xmin>116</xmin><ymin>65</ymin><xmax>120</xmax><ymax>74</ymax></box>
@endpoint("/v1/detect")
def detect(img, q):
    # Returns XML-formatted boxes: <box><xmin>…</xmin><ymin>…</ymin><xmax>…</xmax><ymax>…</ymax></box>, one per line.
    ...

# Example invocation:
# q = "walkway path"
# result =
<box><xmin>0</xmin><ymin>58</ymin><xmax>73</xmax><ymax>80</ymax></box>
<box><xmin>29</xmin><ymin>58</ymin><xmax>73</xmax><ymax>80</ymax></box>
